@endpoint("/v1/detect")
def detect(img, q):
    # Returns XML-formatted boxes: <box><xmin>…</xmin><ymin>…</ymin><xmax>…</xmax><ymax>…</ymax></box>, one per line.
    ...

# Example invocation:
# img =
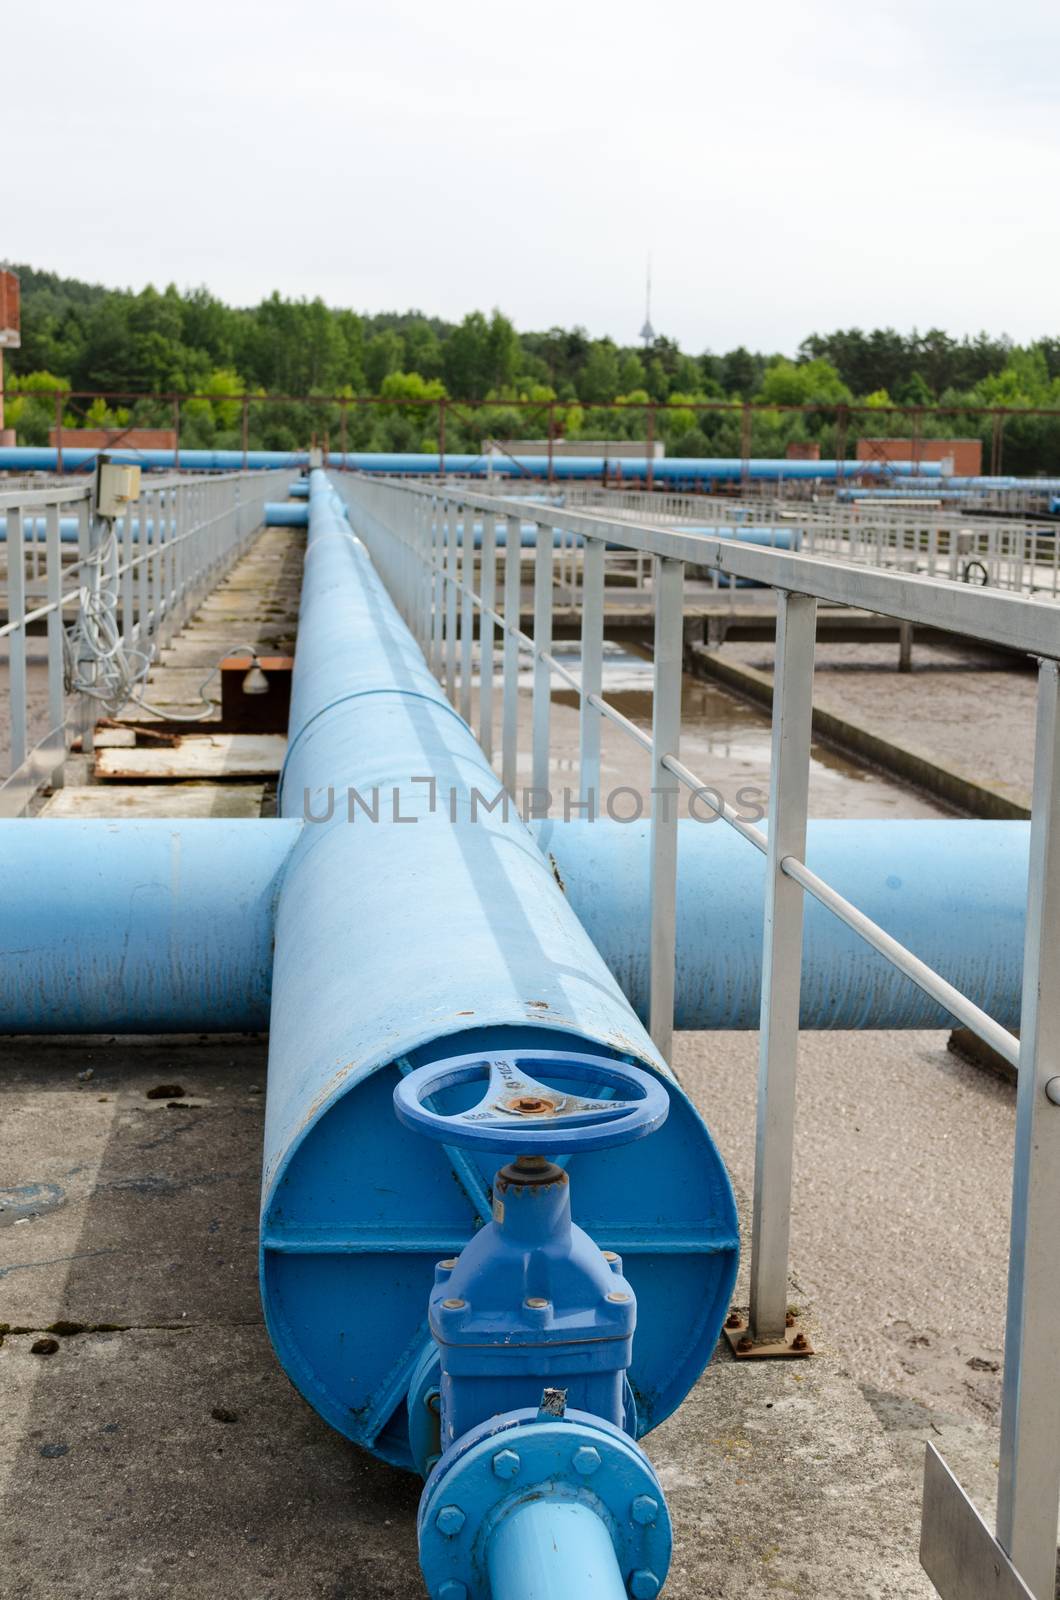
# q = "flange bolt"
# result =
<box><xmin>630</xmin><ymin>1570</ymin><xmax>661</xmax><ymax>1598</ymax></box>
<box><xmin>572</xmin><ymin>1446</ymin><xmax>602</xmax><ymax>1476</ymax></box>
<box><xmin>492</xmin><ymin>1449</ymin><xmax>521</xmax><ymax>1480</ymax></box>
<box><xmin>436</xmin><ymin>1505</ymin><xmax>466</xmax><ymax>1537</ymax></box>
<box><xmin>631</xmin><ymin>1495</ymin><xmax>659</xmax><ymax>1526</ymax></box>
<box><xmin>725</xmin><ymin>1310</ymin><xmax>742</xmax><ymax>1329</ymax></box>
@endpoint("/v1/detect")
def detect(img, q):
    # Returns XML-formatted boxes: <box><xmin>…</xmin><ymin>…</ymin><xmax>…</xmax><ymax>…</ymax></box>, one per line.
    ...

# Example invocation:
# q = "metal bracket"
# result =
<box><xmin>920</xmin><ymin>1444</ymin><xmax>1034</xmax><ymax>1600</ymax></box>
<box><xmin>721</xmin><ymin>1310</ymin><xmax>813</xmax><ymax>1360</ymax></box>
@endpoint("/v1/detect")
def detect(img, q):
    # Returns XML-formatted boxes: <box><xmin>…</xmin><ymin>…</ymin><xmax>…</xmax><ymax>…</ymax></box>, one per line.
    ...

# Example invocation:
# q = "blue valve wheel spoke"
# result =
<box><xmin>393</xmin><ymin>1049</ymin><xmax>668</xmax><ymax>1153</ymax></box>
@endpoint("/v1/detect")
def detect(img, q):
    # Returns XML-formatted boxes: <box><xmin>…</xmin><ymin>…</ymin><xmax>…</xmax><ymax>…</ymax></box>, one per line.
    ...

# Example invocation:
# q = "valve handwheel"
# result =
<box><xmin>393</xmin><ymin>1049</ymin><xmax>669</xmax><ymax>1154</ymax></box>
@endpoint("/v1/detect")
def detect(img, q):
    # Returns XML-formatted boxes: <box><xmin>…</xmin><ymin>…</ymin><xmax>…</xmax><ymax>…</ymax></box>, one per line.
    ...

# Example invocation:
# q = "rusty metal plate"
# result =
<box><xmin>722</xmin><ymin>1311</ymin><xmax>813</xmax><ymax>1360</ymax></box>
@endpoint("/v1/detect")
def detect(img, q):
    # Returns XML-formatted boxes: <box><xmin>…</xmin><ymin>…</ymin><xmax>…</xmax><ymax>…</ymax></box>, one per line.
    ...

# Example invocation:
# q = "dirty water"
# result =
<box><xmin>491</xmin><ymin>640</ymin><xmax>946</xmax><ymax>820</ymax></box>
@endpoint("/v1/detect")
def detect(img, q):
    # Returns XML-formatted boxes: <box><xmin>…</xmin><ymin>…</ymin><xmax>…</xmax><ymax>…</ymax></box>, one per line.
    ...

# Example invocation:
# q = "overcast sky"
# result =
<box><xmin>5</xmin><ymin>0</ymin><xmax>1058</xmax><ymax>354</ymax></box>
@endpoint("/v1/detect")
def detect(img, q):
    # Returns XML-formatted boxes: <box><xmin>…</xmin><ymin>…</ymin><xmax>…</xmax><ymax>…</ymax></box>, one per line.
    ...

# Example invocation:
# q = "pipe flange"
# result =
<box><xmin>418</xmin><ymin>1407</ymin><xmax>671</xmax><ymax>1600</ymax></box>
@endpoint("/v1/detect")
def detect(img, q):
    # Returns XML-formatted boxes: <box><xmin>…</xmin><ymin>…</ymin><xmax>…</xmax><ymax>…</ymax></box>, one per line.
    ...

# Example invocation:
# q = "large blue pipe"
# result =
<box><xmin>258</xmin><ymin>469</ymin><xmax>738</xmax><ymax>1468</ymax></box>
<box><xmin>0</xmin><ymin>447</ymin><xmax>940</xmax><ymax>482</ymax></box>
<box><xmin>540</xmin><ymin>818</ymin><xmax>1027</xmax><ymax>1030</ymax></box>
<box><xmin>0</xmin><ymin>506</ymin><xmax>297</xmax><ymax>539</ymax></box>
<box><xmin>0</xmin><ymin>515</ymin><xmax>186</xmax><ymax>543</ymax></box>
<box><xmin>0</xmin><ymin>446</ymin><xmax>308</xmax><ymax>473</ymax></box>
<box><xmin>263</xmin><ymin>501</ymin><xmax>308</xmax><ymax>526</ymax></box>
<box><xmin>0</xmin><ymin>819</ymin><xmax>298</xmax><ymax>1031</ymax></box>
<box><xmin>0</xmin><ymin>818</ymin><xmax>1029</xmax><ymax>1032</ymax></box>
<box><xmin>325</xmin><ymin>452</ymin><xmax>941</xmax><ymax>483</ymax></box>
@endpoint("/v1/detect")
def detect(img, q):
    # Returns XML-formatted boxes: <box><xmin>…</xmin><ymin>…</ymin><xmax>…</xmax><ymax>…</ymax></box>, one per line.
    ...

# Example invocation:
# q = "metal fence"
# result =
<box><xmin>333</xmin><ymin>471</ymin><xmax>1060</xmax><ymax>1600</ymax></box>
<box><xmin>0</xmin><ymin>468</ymin><xmax>292</xmax><ymax>813</ymax></box>
<box><xmin>542</xmin><ymin>484</ymin><xmax>1060</xmax><ymax>602</ymax></box>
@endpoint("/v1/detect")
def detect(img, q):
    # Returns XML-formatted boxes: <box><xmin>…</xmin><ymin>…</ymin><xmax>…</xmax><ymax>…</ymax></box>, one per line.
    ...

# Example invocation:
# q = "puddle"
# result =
<box><xmin>475</xmin><ymin>639</ymin><xmax>946</xmax><ymax>820</ymax></box>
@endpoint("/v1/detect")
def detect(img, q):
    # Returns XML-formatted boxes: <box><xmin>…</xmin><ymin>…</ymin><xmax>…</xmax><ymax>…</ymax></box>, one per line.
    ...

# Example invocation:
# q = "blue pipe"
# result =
<box><xmin>0</xmin><ymin>819</ymin><xmax>299</xmax><ymax>1032</ymax></box>
<box><xmin>259</xmin><ymin>470</ymin><xmax>738</xmax><ymax>1468</ymax></box>
<box><xmin>0</xmin><ymin>818</ymin><xmax>1029</xmax><ymax>1032</ymax></box>
<box><xmin>326</xmin><ymin>452</ymin><xmax>941</xmax><ymax>483</ymax></box>
<box><xmin>540</xmin><ymin>818</ymin><xmax>1028</xmax><ymax>1030</ymax></box>
<box><xmin>0</xmin><ymin>515</ymin><xmax>166</xmax><ymax>541</ymax></box>
<box><xmin>0</xmin><ymin>446</ymin><xmax>942</xmax><ymax>482</ymax></box>
<box><xmin>836</xmin><ymin>488</ymin><xmax>984</xmax><ymax>503</ymax></box>
<box><xmin>487</xmin><ymin>1500</ymin><xmax>627</xmax><ymax>1600</ymax></box>
<box><xmin>0</xmin><ymin>515</ymin><xmax>81</xmax><ymax>540</ymax></box>
<box><xmin>288</xmin><ymin>480</ymin><xmax>310</xmax><ymax>498</ymax></box>
<box><xmin>0</xmin><ymin>446</ymin><xmax>308</xmax><ymax>473</ymax></box>
<box><xmin>264</xmin><ymin>501</ymin><xmax>308</xmax><ymax>526</ymax></box>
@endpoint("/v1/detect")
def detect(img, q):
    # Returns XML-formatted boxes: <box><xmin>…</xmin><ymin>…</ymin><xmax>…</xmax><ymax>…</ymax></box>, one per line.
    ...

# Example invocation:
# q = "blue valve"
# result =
<box><xmin>396</xmin><ymin>1051</ymin><xmax>675</xmax><ymax>1599</ymax></box>
<box><xmin>393</xmin><ymin>1049</ymin><xmax>669</xmax><ymax>1154</ymax></box>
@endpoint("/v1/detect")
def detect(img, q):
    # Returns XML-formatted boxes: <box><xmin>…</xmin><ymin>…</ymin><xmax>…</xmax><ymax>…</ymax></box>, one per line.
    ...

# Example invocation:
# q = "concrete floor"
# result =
<box><xmin>1</xmin><ymin>1033</ymin><xmax>1003</xmax><ymax>1600</ymax></box>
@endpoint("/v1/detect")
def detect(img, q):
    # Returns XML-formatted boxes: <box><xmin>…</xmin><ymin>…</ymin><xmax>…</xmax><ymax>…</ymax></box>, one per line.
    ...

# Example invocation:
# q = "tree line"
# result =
<box><xmin>6</xmin><ymin>264</ymin><xmax>1060</xmax><ymax>472</ymax></box>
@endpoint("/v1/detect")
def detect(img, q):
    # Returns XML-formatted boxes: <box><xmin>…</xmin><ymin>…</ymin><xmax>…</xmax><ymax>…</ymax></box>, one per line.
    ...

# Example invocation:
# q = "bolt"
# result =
<box><xmin>435</xmin><ymin>1504</ymin><xmax>466</xmax><ymax>1537</ymax></box>
<box><xmin>630</xmin><ymin>1570</ymin><xmax>661</xmax><ymax>1599</ymax></box>
<box><xmin>737</xmin><ymin>1335</ymin><xmax>754</xmax><ymax>1353</ymax></box>
<box><xmin>493</xmin><ymin>1448</ymin><xmax>521</xmax><ymax>1480</ymax></box>
<box><xmin>631</xmin><ymin>1494</ymin><xmax>659</xmax><ymax>1526</ymax></box>
<box><xmin>602</xmin><ymin>1250</ymin><xmax>619</xmax><ymax>1262</ymax></box>
<box><xmin>606</xmin><ymin>1291</ymin><xmax>631</xmax><ymax>1303</ymax></box>
<box><xmin>438</xmin><ymin>1258</ymin><xmax>458</xmax><ymax>1270</ymax></box>
<box><xmin>525</xmin><ymin>1297</ymin><xmax>549</xmax><ymax>1310</ymax></box>
<box><xmin>425</xmin><ymin>1389</ymin><xmax>441</xmax><ymax>1415</ymax></box>
<box><xmin>437</xmin><ymin>1584</ymin><xmax>468</xmax><ymax>1600</ymax></box>
<box><xmin>441</xmin><ymin>1298</ymin><xmax>465</xmax><ymax>1311</ymax></box>
<box><xmin>791</xmin><ymin>1332</ymin><xmax>809</xmax><ymax>1352</ymax></box>
<box><xmin>725</xmin><ymin>1310</ymin><xmax>742</xmax><ymax>1329</ymax></box>
<box><xmin>573</xmin><ymin>1446</ymin><xmax>602</xmax><ymax>1476</ymax></box>
<box><xmin>785</xmin><ymin>1311</ymin><xmax>796</xmax><ymax>1328</ymax></box>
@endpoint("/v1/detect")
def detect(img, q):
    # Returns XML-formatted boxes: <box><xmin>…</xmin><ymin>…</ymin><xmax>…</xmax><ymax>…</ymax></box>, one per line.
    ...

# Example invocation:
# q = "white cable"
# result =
<box><xmin>64</xmin><ymin>518</ymin><xmax>265</xmax><ymax>723</ymax></box>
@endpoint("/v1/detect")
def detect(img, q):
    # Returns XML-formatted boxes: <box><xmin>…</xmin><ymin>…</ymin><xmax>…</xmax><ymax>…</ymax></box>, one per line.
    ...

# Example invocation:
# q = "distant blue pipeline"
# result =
<box><xmin>0</xmin><ymin>445</ymin><xmax>941</xmax><ymax>482</ymax></box>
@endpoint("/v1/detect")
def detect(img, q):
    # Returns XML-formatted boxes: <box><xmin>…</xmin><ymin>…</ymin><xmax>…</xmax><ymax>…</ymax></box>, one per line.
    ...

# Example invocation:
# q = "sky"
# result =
<box><xmin>4</xmin><ymin>0</ymin><xmax>1060</xmax><ymax>355</ymax></box>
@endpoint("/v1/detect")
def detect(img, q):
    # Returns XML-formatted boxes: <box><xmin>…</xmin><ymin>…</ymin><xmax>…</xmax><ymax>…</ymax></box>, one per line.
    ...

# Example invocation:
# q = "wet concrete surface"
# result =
<box><xmin>720</xmin><ymin>637</ymin><xmax>1039</xmax><ymax>812</ymax></box>
<box><xmin>487</xmin><ymin>642</ymin><xmax>946</xmax><ymax>821</ymax></box>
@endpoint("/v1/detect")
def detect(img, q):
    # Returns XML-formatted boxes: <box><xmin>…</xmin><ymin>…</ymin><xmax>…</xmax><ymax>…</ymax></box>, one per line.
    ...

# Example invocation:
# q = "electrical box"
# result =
<box><xmin>96</xmin><ymin>460</ymin><xmax>142</xmax><ymax>519</ymax></box>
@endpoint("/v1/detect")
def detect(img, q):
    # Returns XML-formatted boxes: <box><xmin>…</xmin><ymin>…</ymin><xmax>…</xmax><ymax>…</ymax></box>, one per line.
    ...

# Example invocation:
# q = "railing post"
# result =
<box><xmin>502</xmin><ymin>517</ymin><xmax>520</xmax><ymax>794</ymax></box>
<box><xmin>578</xmin><ymin>536</ymin><xmax>605</xmax><ymax>808</ymax></box>
<box><xmin>445</xmin><ymin>500</ymin><xmax>457</xmax><ymax>703</ymax></box>
<box><xmin>76</xmin><ymin>498</ymin><xmax>96</xmax><ymax>756</ymax></box>
<box><xmin>648</xmin><ymin>556</ymin><xmax>684</xmax><ymax>1060</ymax></box>
<box><xmin>431</xmin><ymin>497</ymin><xmax>445</xmax><ymax>679</ymax></box>
<box><xmin>6</xmin><ymin>506</ymin><xmax>26</xmax><ymax>778</ymax></box>
<box><xmin>531</xmin><ymin>521</ymin><xmax>554</xmax><ymax>807</ymax></box>
<box><xmin>460</xmin><ymin>499</ymin><xmax>474</xmax><ymax>724</ymax></box>
<box><xmin>748</xmin><ymin>589</ymin><xmax>817</xmax><ymax>1344</ymax></box>
<box><xmin>997</xmin><ymin>657</ymin><xmax>1060</xmax><ymax>1599</ymax></box>
<box><xmin>479</xmin><ymin>514</ymin><xmax>496</xmax><ymax>760</ymax></box>
<box><xmin>45</xmin><ymin>502</ymin><xmax>65</xmax><ymax>788</ymax></box>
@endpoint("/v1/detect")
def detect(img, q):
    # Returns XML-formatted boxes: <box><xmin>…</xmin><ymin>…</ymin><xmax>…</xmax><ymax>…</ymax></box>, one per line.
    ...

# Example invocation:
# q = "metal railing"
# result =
<box><xmin>548</xmin><ymin>484</ymin><xmax>1060</xmax><ymax>602</ymax></box>
<box><xmin>0</xmin><ymin>468</ymin><xmax>293</xmax><ymax>812</ymax></box>
<box><xmin>333</xmin><ymin>470</ymin><xmax>1060</xmax><ymax>1600</ymax></box>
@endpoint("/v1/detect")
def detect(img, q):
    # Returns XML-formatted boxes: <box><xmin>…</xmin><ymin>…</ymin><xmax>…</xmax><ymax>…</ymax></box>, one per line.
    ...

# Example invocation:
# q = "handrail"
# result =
<box><xmin>331</xmin><ymin>470</ymin><xmax>1060</xmax><ymax>1600</ymax></box>
<box><xmin>0</xmin><ymin>467</ymin><xmax>295</xmax><ymax>811</ymax></box>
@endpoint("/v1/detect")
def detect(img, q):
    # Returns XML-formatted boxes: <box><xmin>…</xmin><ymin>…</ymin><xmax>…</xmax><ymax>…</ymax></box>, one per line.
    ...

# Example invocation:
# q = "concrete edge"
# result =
<box><xmin>687</xmin><ymin>643</ymin><xmax>1032</xmax><ymax>822</ymax></box>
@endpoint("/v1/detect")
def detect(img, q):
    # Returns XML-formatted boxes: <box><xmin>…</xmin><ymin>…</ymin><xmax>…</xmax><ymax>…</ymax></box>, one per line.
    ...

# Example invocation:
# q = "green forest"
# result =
<box><xmin>7</xmin><ymin>265</ymin><xmax>1060</xmax><ymax>471</ymax></box>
